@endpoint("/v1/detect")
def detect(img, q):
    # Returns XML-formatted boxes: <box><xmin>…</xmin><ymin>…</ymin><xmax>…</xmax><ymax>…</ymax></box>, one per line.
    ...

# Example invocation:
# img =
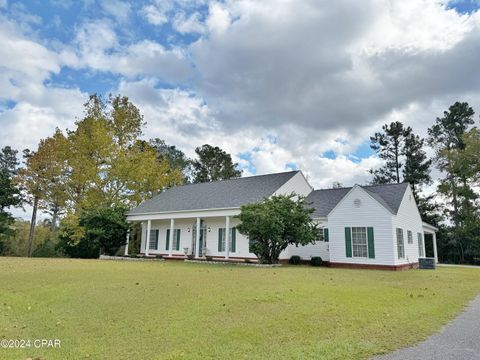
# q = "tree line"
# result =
<box><xmin>368</xmin><ymin>102</ymin><xmax>480</xmax><ymax>264</ymax></box>
<box><xmin>1</xmin><ymin>97</ymin><xmax>479</xmax><ymax>263</ymax></box>
<box><xmin>0</xmin><ymin>94</ymin><xmax>241</xmax><ymax>258</ymax></box>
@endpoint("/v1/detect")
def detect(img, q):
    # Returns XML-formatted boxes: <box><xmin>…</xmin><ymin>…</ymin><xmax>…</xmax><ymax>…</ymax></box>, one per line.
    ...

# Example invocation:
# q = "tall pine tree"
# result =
<box><xmin>0</xmin><ymin>147</ymin><xmax>21</xmax><ymax>253</ymax></box>
<box><xmin>428</xmin><ymin>102</ymin><xmax>477</xmax><ymax>263</ymax></box>
<box><xmin>191</xmin><ymin>144</ymin><xmax>241</xmax><ymax>183</ymax></box>
<box><xmin>370</xmin><ymin>121</ymin><xmax>411</xmax><ymax>184</ymax></box>
<box><xmin>370</xmin><ymin>121</ymin><xmax>433</xmax><ymax>221</ymax></box>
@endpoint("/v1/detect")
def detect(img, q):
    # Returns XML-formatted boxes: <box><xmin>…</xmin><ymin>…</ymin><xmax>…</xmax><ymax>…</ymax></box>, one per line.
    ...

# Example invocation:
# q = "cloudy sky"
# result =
<box><xmin>1</xmin><ymin>0</ymin><xmax>480</xmax><ymax>192</ymax></box>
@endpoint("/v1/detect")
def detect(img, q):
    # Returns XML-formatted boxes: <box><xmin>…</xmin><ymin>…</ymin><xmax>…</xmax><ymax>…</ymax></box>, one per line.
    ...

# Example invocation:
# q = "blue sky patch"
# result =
<box><xmin>322</xmin><ymin>150</ymin><xmax>336</xmax><ymax>160</ymax></box>
<box><xmin>448</xmin><ymin>0</ymin><xmax>480</xmax><ymax>14</ymax></box>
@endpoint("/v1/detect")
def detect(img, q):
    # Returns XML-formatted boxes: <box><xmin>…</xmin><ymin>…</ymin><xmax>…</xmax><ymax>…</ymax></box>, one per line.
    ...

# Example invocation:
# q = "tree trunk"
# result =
<box><xmin>27</xmin><ymin>196</ymin><xmax>39</xmax><ymax>257</ymax></box>
<box><xmin>51</xmin><ymin>204</ymin><xmax>59</xmax><ymax>231</ymax></box>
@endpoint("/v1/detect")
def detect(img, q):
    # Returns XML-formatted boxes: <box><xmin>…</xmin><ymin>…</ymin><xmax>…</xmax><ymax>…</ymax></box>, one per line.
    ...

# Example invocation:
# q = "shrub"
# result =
<box><xmin>32</xmin><ymin>238</ymin><xmax>61</xmax><ymax>258</ymax></box>
<box><xmin>206</xmin><ymin>255</ymin><xmax>213</xmax><ymax>261</ymax></box>
<box><xmin>310</xmin><ymin>256</ymin><xmax>323</xmax><ymax>267</ymax></box>
<box><xmin>289</xmin><ymin>255</ymin><xmax>301</xmax><ymax>265</ymax></box>
<box><xmin>57</xmin><ymin>206</ymin><xmax>129</xmax><ymax>258</ymax></box>
<box><xmin>244</xmin><ymin>258</ymin><xmax>252</xmax><ymax>263</ymax></box>
<box><xmin>155</xmin><ymin>254</ymin><xmax>163</xmax><ymax>259</ymax></box>
<box><xmin>236</xmin><ymin>195</ymin><xmax>318</xmax><ymax>264</ymax></box>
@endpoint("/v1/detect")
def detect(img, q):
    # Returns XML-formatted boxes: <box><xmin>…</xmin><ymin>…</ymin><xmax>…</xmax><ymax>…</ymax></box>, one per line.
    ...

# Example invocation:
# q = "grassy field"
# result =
<box><xmin>1</xmin><ymin>259</ymin><xmax>480</xmax><ymax>360</ymax></box>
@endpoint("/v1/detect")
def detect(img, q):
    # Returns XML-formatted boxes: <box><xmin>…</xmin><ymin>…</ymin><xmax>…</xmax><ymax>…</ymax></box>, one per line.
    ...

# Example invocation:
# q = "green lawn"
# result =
<box><xmin>1</xmin><ymin>259</ymin><xmax>480</xmax><ymax>360</ymax></box>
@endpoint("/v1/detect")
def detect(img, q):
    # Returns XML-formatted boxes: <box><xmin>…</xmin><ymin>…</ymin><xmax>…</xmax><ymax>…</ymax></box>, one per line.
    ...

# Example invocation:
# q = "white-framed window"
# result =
<box><xmin>352</xmin><ymin>227</ymin><xmax>368</xmax><ymax>258</ymax></box>
<box><xmin>218</xmin><ymin>228</ymin><xmax>237</xmax><ymax>252</ymax></box>
<box><xmin>149</xmin><ymin>229</ymin><xmax>159</xmax><ymax>250</ymax></box>
<box><xmin>396</xmin><ymin>228</ymin><xmax>405</xmax><ymax>259</ymax></box>
<box><xmin>316</xmin><ymin>228</ymin><xmax>324</xmax><ymax>242</ymax></box>
<box><xmin>407</xmin><ymin>230</ymin><xmax>413</xmax><ymax>244</ymax></box>
<box><xmin>417</xmin><ymin>233</ymin><xmax>424</xmax><ymax>258</ymax></box>
<box><xmin>166</xmin><ymin>229</ymin><xmax>181</xmax><ymax>251</ymax></box>
<box><xmin>173</xmin><ymin>229</ymin><xmax>181</xmax><ymax>251</ymax></box>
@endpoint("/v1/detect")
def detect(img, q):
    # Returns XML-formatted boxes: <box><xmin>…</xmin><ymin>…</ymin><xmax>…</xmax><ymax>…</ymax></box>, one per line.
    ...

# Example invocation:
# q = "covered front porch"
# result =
<box><xmin>422</xmin><ymin>222</ymin><xmax>438</xmax><ymax>263</ymax></box>
<box><xmin>125</xmin><ymin>209</ymin><xmax>254</xmax><ymax>261</ymax></box>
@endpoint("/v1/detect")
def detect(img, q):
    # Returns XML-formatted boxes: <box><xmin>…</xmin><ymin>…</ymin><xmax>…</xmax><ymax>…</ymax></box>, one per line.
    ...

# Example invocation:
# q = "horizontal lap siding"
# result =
<box><xmin>328</xmin><ymin>187</ymin><xmax>395</xmax><ymax>266</ymax></box>
<box><xmin>285</xmin><ymin>220</ymin><xmax>329</xmax><ymax>260</ymax></box>
<box><xmin>392</xmin><ymin>186</ymin><xmax>424</xmax><ymax>266</ymax></box>
<box><xmin>286</xmin><ymin>242</ymin><xmax>330</xmax><ymax>261</ymax></box>
<box><xmin>141</xmin><ymin>219</ymin><xmax>193</xmax><ymax>255</ymax></box>
<box><xmin>141</xmin><ymin>217</ymin><xmax>256</xmax><ymax>259</ymax></box>
<box><xmin>273</xmin><ymin>171</ymin><xmax>313</xmax><ymax>197</ymax></box>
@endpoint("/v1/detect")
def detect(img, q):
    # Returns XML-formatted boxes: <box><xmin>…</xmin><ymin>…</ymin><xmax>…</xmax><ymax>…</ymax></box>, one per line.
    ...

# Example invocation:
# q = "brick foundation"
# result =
<box><xmin>329</xmin><ymin>262</ymin><xmax>419</xmax><ymax>271</ymax></box>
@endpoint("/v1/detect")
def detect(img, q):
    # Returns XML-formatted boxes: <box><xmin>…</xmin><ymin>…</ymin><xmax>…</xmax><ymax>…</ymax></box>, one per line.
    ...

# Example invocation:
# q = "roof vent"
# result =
<box><xmin>354</xmin><ymin>198</ymin><xmax>361</xmax><ymax>208</ymax></box>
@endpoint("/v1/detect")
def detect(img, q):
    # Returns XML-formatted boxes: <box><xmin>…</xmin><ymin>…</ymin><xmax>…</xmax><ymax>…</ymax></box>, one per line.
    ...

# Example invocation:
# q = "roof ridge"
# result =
<box><xmin>362</xmin><ymin>182</ymin><xmax>409</xmax><ymax>188</ymax></box>
<box><xmin>312</xmin><ymin>187</ymin><xmax>352</xmax><ymax>191</ymax></box>
<box><xmin>161</xmin><ymin>170</ymin><xmax>300</xmax><ymax>190</ymax></box>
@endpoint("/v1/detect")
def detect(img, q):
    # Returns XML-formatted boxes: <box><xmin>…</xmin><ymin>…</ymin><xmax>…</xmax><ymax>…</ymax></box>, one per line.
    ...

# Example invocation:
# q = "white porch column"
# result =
<box><xmin>124</xmin><ymin>228</ymin><xmax>130</xmax><ymax>256</ymax></box>
<box><xmin>145</xmin><ymin>219</ymin><xmax>151</xmax><ymax>256</ymax></box>
<box><xmin>433</xmin><ymin>231</ymin><xmax>438</xmax><ymax>263</ymax></box>
<box><xmin>169</xmin><ymin>219</ymin><xmax>174</xmax><ymax>257</ymax></box>
<box><xmin>195</xmin><ymin>217</ymin><xmax>201</xmax><ymax>258</ymax></box>
<box><xmin>422</xmin><ymin>233</ymin><xmax>426</xmax><ymax>259</ymax></box>
<box><xmin>225</xmin><ymin>216</ymin><xmax>230</xmax><ymax>260</ymax></box>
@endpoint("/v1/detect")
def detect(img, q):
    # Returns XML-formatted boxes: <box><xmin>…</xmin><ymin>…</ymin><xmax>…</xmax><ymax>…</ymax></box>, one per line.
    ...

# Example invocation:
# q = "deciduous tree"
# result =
<box><xmin>236</xmin><ymin>194</ymin><xmax>318</xmax><ymax>264</ymax></box>
<box><xmin>57</xmin><ymin>206</ymin><xmax>129</xmax><ymax>258</ymax></box>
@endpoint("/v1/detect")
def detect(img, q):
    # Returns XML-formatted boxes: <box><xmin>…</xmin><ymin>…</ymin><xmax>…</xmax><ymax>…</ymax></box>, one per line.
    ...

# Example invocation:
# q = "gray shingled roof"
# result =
<box><xmin>363</xmin><ymin>183</ymin><xmax>409</xmax><ymax>214</ymax></box>
<box><xmin>305</xmin><ymin>188</ymin><xmax>351</xmax><ymax>218</ymax></box>
<box><xmin>305</xmin><ymin>183</ymin><xmax>409</xmax><ymax>217</ymax></box>
<box><xmin>127</xmin><ymin>171</ymin><xmax>298</xmax><ymax>215</ymax></box>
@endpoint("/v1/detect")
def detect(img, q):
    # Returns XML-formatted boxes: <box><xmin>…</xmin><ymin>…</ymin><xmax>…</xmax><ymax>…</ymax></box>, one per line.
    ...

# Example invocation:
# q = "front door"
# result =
<box><xmin>191</xmin><ymin>220</ymin><xmax>207</xmax><ymax>256</ymax></box>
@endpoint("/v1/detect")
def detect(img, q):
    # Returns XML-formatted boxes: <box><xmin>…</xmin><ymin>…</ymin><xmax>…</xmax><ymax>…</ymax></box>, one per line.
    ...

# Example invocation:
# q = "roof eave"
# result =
<box><xmin>126</xmin><ymin>206</ymin><xmax>241</xmax><ymax>217</ymax></box>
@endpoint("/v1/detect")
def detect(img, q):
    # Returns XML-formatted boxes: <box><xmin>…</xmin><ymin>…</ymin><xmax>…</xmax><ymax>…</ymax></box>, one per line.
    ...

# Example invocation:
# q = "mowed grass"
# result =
<box><xmin>1</xmin><ymin>259</ymin><xmax>480</xmax><ymax>360</ymax></box>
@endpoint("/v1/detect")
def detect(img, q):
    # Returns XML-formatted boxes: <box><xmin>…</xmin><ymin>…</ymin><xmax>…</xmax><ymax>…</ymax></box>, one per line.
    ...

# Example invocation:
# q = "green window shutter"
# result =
<box><xmin>323</xmin><ymin>228</ymin><xmax>329</xmax><ymax>242</ymax></box>
<box><xmin>176</xmin><ymin>229</ymin><xmax>181</xmax><ymax>250</ymax></box>
<box><xmin>218</xmin><ymin>228</ymin><xmax>223</xmax><ymax>252</ymax></box>
<box><xmin>345</xmin><ymin>227</ymin><xmax>352</xmax><ymax>258</ymax></box>
<box><xmin>367</xmin><ymin>227</ymin><xmax>375</xmax><ymax>259</ymax></box>
<box><xmin>166</xmin><ymin>229</ymin><xmax>170</xmax><ymax>251</ymax></box>
<box><xmin>231</xmin><ymin>228</ymin><xmax>236</xmax><ymax>252</ymax></box>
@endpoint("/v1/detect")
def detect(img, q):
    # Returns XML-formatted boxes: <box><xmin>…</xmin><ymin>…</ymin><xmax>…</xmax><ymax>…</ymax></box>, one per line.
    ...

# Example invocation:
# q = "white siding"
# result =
<box><xmin>140</xmin><ymin>217</ymin><xmax>256</xmax><ymax>258</ymax></box>
<box><xmin>273</xmin><ymin>171</ymin><xmax>313</xmax><ymax>197</ymax></box>
<box><xmin>286</xmin><ymin>220</ymin><xmax>329</xmax><ymax>261</ymax></box>
<box><xmin>392</xmin><ymin>185</ymin><xmax>424</xmax><ymax>265</ymax></box>
<box><xmin>328</xmin><ymin>186</ymin><xmax>396</xmax><ymax>266</ymax></box>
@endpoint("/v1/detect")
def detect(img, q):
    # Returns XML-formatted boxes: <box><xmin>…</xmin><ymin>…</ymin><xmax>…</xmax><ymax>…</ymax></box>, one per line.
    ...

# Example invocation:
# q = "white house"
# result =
<box><xmin>126</xmin><ymin>170</ymin><xmax>438</xmax><ymax>270</ymax></box>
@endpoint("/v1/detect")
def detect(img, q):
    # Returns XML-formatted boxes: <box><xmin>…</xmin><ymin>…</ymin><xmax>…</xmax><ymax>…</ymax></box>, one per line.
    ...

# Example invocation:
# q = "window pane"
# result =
<box><xmin>316</xmin><ymin>228</ymin><xmax>324</xmax><ymax>242</ymax></box>
<box><xmin>352</xmin><ymin>227</ymin><xmax>367</xmax><ymax>258</ymax></box>
<box><xmin>407</xmin><ymin>230</ymin><xmax>413</xmax><ymax>244</ymax></box>
<box><xmin>417</xmin><ymin>233</ymin><xmax>424</xmax><ymax>257</ymax></box>
<box><xmin>396</xmin><ymin>228</ymin><xmax>404</xmax><ymax>259</ymax></box>
<box><xmin>149</xmin><ymin>229</ymin><xmax>158</xmax><ymax>250</ymax></box>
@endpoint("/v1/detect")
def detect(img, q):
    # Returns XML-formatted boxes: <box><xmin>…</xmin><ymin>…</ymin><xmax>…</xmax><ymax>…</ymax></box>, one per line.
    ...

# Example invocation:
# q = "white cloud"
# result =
<box><xmin>206</xmin><ymin>2</ymin><xmax>230</xmax><ymax>35</ymax></box>
<box><xmin>190</xmin><ymin>0</ymin><xmax>480</xmax><ymax>137</ymax></box>
<box><xmin>116</xmin><ymin>78</ymin><xmax>386</xmax><ymax>188</ymax></box>
<box><xmin>141</xmin><ymin>4</ymin><xmax>168</xmax><ymax>26</ymax></box>
<box><xmin>2</xmin><ymin>0</ymin><xmax>480</xmax><ymax>198</ymax></box>
<box><xmin>0</xmin><ymin>15</ymin><xmax>86</xmax><ymax>152</ymax></box>
<box><xmin>173</xmin><ymin>11</ymin><xmax>205</xmax><ymax>34</ymax></box>
<box><xmin>68</xmin><ymin>20</ymin><xmax>192</xmax><ymax>82</ymax></box>
<box><xmin>100</xmin><ymin>0</ymin><xmax>131</xmax><ymax>23</ymax></box>
<box><xmin>0</xmin><ymin>18</ymin><xmax>60</xmax><ymax>87</ymax></box>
